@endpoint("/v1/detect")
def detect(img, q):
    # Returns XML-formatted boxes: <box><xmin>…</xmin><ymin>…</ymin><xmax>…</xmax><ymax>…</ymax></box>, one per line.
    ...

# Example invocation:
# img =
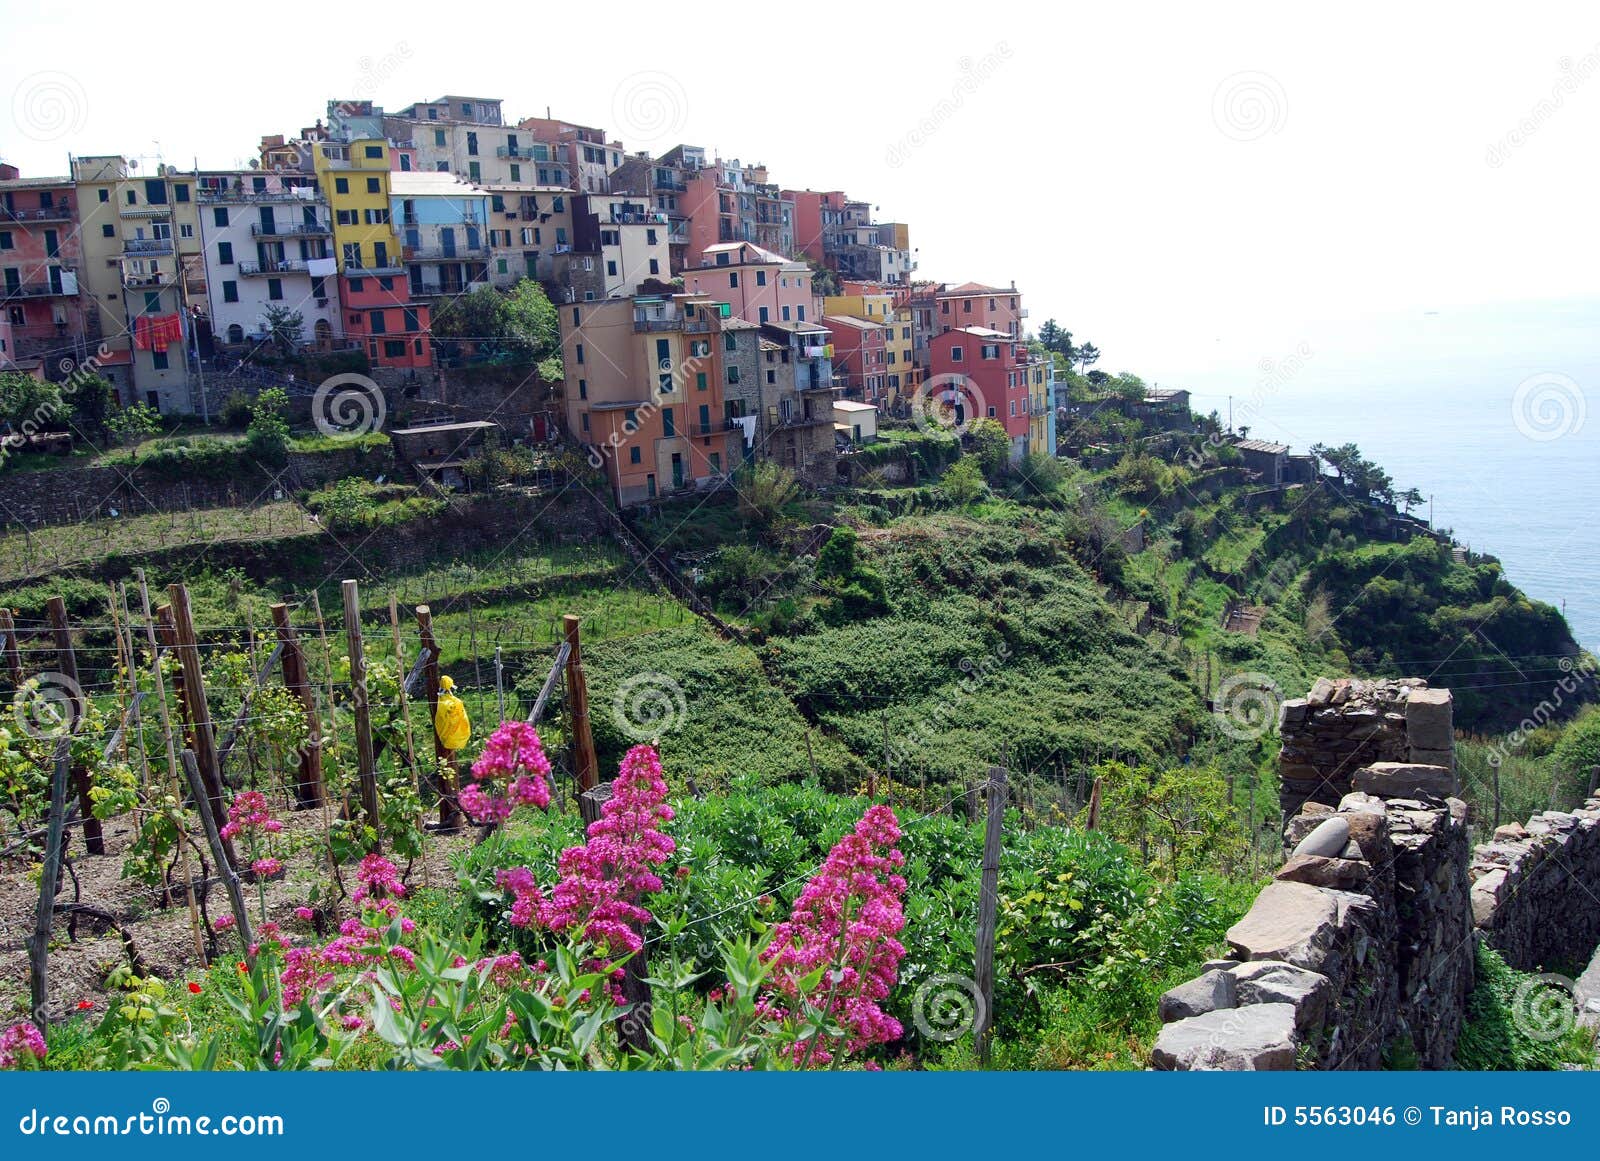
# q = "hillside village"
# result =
<box><xmin>2</xmin><ymin>91</ymin><xmax>1599</xmax><ymax>1075</ymax></box>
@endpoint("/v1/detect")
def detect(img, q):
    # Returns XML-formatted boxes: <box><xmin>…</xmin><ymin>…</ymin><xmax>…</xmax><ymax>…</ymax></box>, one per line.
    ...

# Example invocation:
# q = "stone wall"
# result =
<box><xmin>1276</xmin><ymin>677</ymin><xmax>1454</xmax><ymax>822</ymax></box>
<box><xmin>1470</xmin><ymin>797</ymin><xmax>1600</xmax><ymax>972</ymax></box>
<box><xmin>1153</xmin><ymin>677</ymin><xmax>1600</xmax><ymax>1070</ymax></box>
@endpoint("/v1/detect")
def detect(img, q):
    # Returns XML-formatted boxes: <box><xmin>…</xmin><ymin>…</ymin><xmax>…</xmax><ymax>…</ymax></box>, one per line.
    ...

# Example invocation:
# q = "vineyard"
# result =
<box><xmin>0</xmin><ymin>573</ymin><xmax>1254</xmax><ymax>1071</ymax></box>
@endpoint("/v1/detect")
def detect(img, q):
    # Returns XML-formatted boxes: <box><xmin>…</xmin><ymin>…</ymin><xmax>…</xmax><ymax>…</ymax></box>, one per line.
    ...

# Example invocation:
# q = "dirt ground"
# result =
<box><xmin>0</xmin><ymin>800</ymin><xmax>475</xmax><ymax>1024</ymax></box>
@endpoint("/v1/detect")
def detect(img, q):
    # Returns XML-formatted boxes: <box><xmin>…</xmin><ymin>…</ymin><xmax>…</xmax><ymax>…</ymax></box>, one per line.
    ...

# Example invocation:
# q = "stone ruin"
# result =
<box><xmin>1151</xmin><ymin>677</ymin><xmax>1600</xmax><ymax>1070</ymax></box>
<box><xmin>1276</xmin><ymin>677</ymin><xmax>1454</xmax><ymax>822</ymax></box>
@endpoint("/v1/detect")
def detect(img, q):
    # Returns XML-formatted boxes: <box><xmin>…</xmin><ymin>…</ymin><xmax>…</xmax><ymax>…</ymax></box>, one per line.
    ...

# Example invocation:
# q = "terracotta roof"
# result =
<box><xmin>939</xmin><ymin>282</ymin><xmax>1010</xmax><ymax>296</ymax></box>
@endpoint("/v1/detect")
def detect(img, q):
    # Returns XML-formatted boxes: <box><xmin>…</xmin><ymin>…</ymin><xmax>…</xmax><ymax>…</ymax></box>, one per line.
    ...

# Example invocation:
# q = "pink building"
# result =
<box><xmin>823</xmin><ymin>314</ymin><xmax>887</xmax><ymax>403</ymax></box>
<box><xmin>783</xmin><ymin>189</ymin><xmax>848</xmax><ymax>264</ymax></box>
<box><xmin>0</xmin><ymin>165</ymin><xmax>90</xmax><ymax>379</ymax></box>
<box><xmin>683</xmin><ymin>242</ymin><xmax>813</xmax><ymax>327</ymax></box>
<box><xmin>935</xmin><ymin>282</ymin><xmax>1024</xmax><ymax>340</ymax></box>
<box><xmin>929</xmin><ymin>326</ymin><xmax>1035</xmax><ymax>457</ymax></box>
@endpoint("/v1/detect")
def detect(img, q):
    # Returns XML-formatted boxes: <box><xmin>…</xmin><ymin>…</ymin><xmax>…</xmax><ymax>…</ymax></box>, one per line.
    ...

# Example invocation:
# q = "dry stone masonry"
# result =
<box><xmin>1276</xmin><ymin>677</ymin><xmax>1454</xmax><ymax>822</ymax></box>
<box><xmin>1154</xmin><ymin>677</ymin><xmax>1600</xmax><ymax>1070</ymax></box>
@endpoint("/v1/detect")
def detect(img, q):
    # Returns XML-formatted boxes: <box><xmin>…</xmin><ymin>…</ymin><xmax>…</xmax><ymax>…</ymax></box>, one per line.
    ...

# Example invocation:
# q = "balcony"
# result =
<box><xmin>496</xmin><ymin>145</ymin><xmax>544</xmax><ymax>158</ymax></box>
<box><xmin>605</xmin><ymin>210</ymin><xmax>669</xmax><ymax>225</ymax></box>
<box><xmin>403</xmin><ymin>245</ymin><xmax>490</xmax><ymax>262</ymax></box>
<box><xmin>119</xmin><ymin>204</ymin><xmax>172</xmax><ymax>218</ymax></box>
<box><xmin>631</xmin><ymin>315</ymin><xmax>710</xmax><ymax>334</ymax></box>
<box><xmin>689</xmin><ymin>420</ymin><xmax>737</xmax><ymax>436</ymax></box>
<box><xmin>199</xmin><ymin>186</ymin><xmax>317</xmax><ymax>203</ymax></box>
<box><xmin>0</xmin><ymin>203</ymin><xmax>73</xmax><ymax>223</ymax></box>
<box><xmin>122</xmin><ymin>273</ymin><xmax>168</xmax><ymax>289</ymax></box>
<box><xmin>238</xmin><ymin>259</ymin><xmax>309</xmax><ymax>276</ymax></box>
<box><xmin>346</xmin><ymin>263</ymin><xmax>406</xmax><ymax>277</ymax></box>
<box><xmin>123</xmin><ymin>237</ymin><xmax>174</xmax><ymax>255</ymax></box>
<box><xmin>3</xmin><ymin>278</ymin><xmax>77</xmax><ymax>299</ymax></box>
<box><xmin>251</xmin><ymin>221</ymin><xmax>331</xmax><ymax>237</ymax></box>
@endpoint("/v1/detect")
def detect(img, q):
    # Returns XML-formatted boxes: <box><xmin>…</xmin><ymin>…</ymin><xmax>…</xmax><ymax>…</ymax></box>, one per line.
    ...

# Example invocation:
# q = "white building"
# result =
<box><xmin>196</xmin><ymin>170</ymin><xmax>340</xmax><ymax>349</ymax></box>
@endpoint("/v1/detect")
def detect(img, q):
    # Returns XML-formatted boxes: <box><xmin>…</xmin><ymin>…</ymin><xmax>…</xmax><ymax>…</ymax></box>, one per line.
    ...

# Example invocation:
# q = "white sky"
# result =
<box><xmin>4</xmin><ymin>0</ymin><xmax>1597</xmax><ymax>373</ymax></box>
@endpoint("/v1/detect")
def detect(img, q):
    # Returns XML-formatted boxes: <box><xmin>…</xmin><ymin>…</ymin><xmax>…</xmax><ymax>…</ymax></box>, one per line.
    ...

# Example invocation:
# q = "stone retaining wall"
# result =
<box><xmin>1276</xmin><ymin>677</ymin><xmax>1454</xmax><ymax>822</ymax></box>
<box><xmin>1470</xmin><ymin>798</ymin><xmax>1600</xmax><ymax>972</ymax></box>
<box><xmin>1154</xmin><ymin>677</ymin><xmax>1600</xmax><ymax>1070</ymax></box>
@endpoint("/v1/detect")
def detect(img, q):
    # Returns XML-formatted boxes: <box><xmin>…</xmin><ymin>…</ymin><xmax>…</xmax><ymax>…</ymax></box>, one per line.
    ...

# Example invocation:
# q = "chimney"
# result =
<box><xmin>0</xmin><ymin>163</ymin><xmax>19</xmax><ymax>181</ymax></box>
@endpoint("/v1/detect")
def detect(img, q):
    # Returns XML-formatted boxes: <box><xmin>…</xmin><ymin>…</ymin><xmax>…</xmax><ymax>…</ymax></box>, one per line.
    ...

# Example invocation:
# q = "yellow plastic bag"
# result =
<box><xmin>434</xmin><ymin>675</ymin><xmax>471</xmax><ymax>752</ymax></box>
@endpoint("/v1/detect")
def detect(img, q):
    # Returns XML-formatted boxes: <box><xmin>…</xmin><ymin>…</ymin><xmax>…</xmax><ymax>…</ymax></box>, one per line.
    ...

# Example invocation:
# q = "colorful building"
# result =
<box><xmin>826</xmin><ymin>280</ymin><xmax>915</xmax><ymax>407</ymax></box>
<box><xmin>822</xmin><ymin>313</ymin><xmax>888</xmax><ymax>404</ymax></box>
<box><xmin>312</xmin><ymin>137</ymin><xmax>430</xmax><ymax>370</ymax></box>
<box><xmin>0</xmin><ymin>165</ymin><xmax>92</xmax><ymax>380</ymax></box>
<box><xmin>757</xmin><ymin>320</ymin><xmax>839</xmax><ymax>485</ymax></box>
<box><xmin>391</xmin><ymin>171</ymin><xmax>491</xmax><ymax>300</ymax></box>
<box><xmin>570</xmin><ymin>194</ymin><xmax>672</xmax><ymax>297</ymax></box>
<box><xmin>195</xmin><ymin>169</ymin><xmax>339</xmax><ymax>350</ymax></box>
<box><xmin>482</xmin><ymin>184</ymin><xmax>573</xmax><ymax>287</ymax></box>
<box><xmin>515</xmin><ymin>117</ymin><xmax>622</xmax><ymax>193</ymax></box>
<box><xmin>928</xmin><ymin>326</ymin><xmax>1038</xmax><ymax>461</ymax></box>
<box><xmin>389</xmin><ymin>96</ymin><xmax>548</xmax><ymax>187</ymax></box>
<box><xmin>72</xmin><ymin>156</ymin><xmax>207</xmax><ymax>411</ymax></box>
<box><xmin>684</xmin><ymin>242</ymin><xmax>813</xmax><ymax>326</ymax></box>
<box><xmin>935</xmin><ymin>282</ymin><xmax>1024</xmax><ymax>340</ymax></box>
<box><xmin>560</xmin><ymin>293</ymin><xmax>742</xmax><ymax>506</ymax></box>
<box><xmin>783</xmin><ymin>189</ymin><xmax>848</xmax><ymax>264</ymax></box>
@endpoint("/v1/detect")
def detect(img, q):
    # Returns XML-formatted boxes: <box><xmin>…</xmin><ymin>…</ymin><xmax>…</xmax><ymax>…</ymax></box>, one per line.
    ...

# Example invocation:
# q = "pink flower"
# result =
<box><xmin>461</xmin><ymin>721</ymin><xmax>552</xmax><ymax>823</ymax></box>
<box><xmin>760</xmin><ymin>805</ymin><xmax>907</xmax><ymax>1067</ymax></box>
<box><xmin>497</xmin><ymin>745</ymin><xmax>676</xmax><ymax>957</ymax></box>
<box><xmin>251</xmin><ymin>857</ymin><xmax>283</xmax><ymax>877</ymax></box>
<box><xmin>293</xmin><ymin>906</ymin><xmax>315</xmax><ymax>922</ymax></box>
<box><xmin>0</xmin><ymin>1021</ymin><xmax>47</xmax><ymax>1069</ymax></box>
<box><xmin>215</xmin><ymin>914</ymin><xmax>236</xmax><ymax>931</ymax></box>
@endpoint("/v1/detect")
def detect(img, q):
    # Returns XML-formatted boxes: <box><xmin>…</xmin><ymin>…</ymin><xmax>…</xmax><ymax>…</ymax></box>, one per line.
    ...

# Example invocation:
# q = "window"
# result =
<box><xmin>337</xmin><ymin>209</ymin><xmax>357</xmax><ymax>226</ymax></box>
<box><xmin>727</xmin><ymin>366</ymin><xmax>740</xmax><ymax>385</ymax></box>
<box><xmin>366</xmin><ymin>178</ymin><xmax>381</xmax><ymax>194</ymax></box>
<box><xmin>646</xmin><ymin>228</ymin><xmax>657</xmax><ymax>245</ymax></box>
<box><xmin>364</xmin><ymin>145</ymin><xmax>384</xmax><ymax>159</ymax></box>
<box><xmin>606</xmin><ymin>260</ymin><xmax>617</xmax><ymax>276</ymax></box>
<box><xmin>728</xmin><ymin>272</ymin><xmax>738</xmax><ymax>288</ymax></box>
<box><xmin>553</xmin><ymin>196</ymin><xmax>564</xmax><ymax>212</ymax></box>
<box><xmin>715</xmin><ymin>253</ymin><xmax>729</xmax><ymax>267</ymax></box>
<box><xmin>940</xmin><ymin>301</ymin><xmax>949</xmax><ymax>314</ymax></box>
<box><xmin>211</xmin><ymin>207</ymin><xmax>229</xmax><ymax>228</ymax></box>
<box><xmin>384</xmin><ymin>339</ymin><xmax>405</xmax><ymax>358</ymax></box>
<box><xmin>434</xmin><ymin>129</ymin><xmax>446</xmax><ymax>147</ymax></box>
<box><xmin>466</xmin><ymin>132</ymin><xmax>478</xmax><ymax>156</ymax></box>
<box><xmin>781</xmin><ymin>306</ymin><xmax>791</xmax><ymax>321</ymax></box>
<box><xmin>964</xmin><ymin>300</ymin><xmax>972</xmax><ymax>312</ymax></box>
<box><xmin>126</xmin><ymin>190</ymin><xmax>136</xmax><ymax>205</ymax></box>
<box><xmin>578</xmin><ymin>379</ymin><xmax>587</xmax><ymax>399</ymax></box>
<box><xmin>509</xmin><ymin>164</ymin><xmax>521</xmax><ymax>182</ymax></box>
<box><xmin>267</xmin><ymin>278</ymin><xmax>284</xmax><ymax>301</ymax></box>
<box><xmin>555</xmin><ymin>227</ymin><xmax>567</xmax><ymax>244</ymax></box>
<box><xmin>469</xmin><ymin>162</ymin><xmax>481</xmax><ymax>182</ymax></box>
<box><xmin>758</xmin><ymin>307</ymin><xmax>769</xmax><ymax>323</ymax></box>
<box><xmin>572</xmin><ymin>307</ymin><xmax>581</xmax><ymax>326</ymax></box>
<box><xmin>364</xmin><ymin>208</ymin><xmax>390</xmax><ymax>225</ymax></box>
<box><xmin>690</xmin><ymin>340</ymin><xmax>709</xmax><ymax>357</ymax></box>
<box><xmin>369</xmin><ymin>310</ymin><xmax>387</xmax><ymax>335</ymax></box>
<box><xmin>144</xmin><ymin>180</ymin><xmax>167</xmax><ymax>205</ymax></box>
<box><xmin>144</xmin><ymin>292</ymin><xmax>161</xmax><ymax>313</ymax></box>
<box><xmin>348</xmin><ymin>277</ymin><xmax>364</xmax><ymax>292</ymax></box>
<box><xmin>575</xmin><ymin>343</ymin><xmax>584</xmax><ymax>365</ymax></box>
<box><xmin>662</xmin><ymin>407</ymin><xmax>674</xmax><ymax>436</ymax></box>
<box><xmin>98</xmin><ymin>188</ymin><xmax>109</xmax><ymax>203</ymax></box>
<box><xmin>988</xmin><ymin>406</ymin><xmax>996</xmax><ymax>417</ymax></box>
<box><xmin>335</xmin><ymin>178</ymin><xmax>349</xmax><ymax>194</ymax></box>
<box><xmin>698</xmin><ymin>404</ymin><xmax>711</xmax><ymax>432</ymax></box>
<box><xmin>655</xmin><ymin>338</ymin><xmax>670</xmax><ymax>364</ymax></box>
<box><xmin>756</xmin><ymin>270</ymin><xmax>767</xmax><ymax>286</ymax></box>
<box><xmin>152</xmin><ymin>349</ymin><xmax>169</xmax><ymax>370</ymax></box>
<box><xmin>629</xmin><ymin>446</ymin><xmax>641</xmax><ymax>464</ymax></box>
<box><xmin>724</xmin><ymin>333</ymin><xmax>736</xmax><ymax>352</ymax></box>
<box><xmin>696</xmin><ymin>371</ymin><xmax>707</xmax><ymax>391</ymax></box>
<box><xmin>767</xmin><ymin>369</ymin><xmax>775</xmax><ymax>384</ymax></box>
<box><xmin>101</xmin><ymin>224</ymin><xmax>114</xmax><ymax>238</ymax></box>
<box><xmin>404</xmin><ymin>308</ymin><xmax>419</xmax><ymax>332</ymax></box>
<box><xmin>982</xmin><ymin>344</ymin><xmax>998</xmax><ymax>360</ymax></box>
<box><xmin>649</xmin><ymin>258</ymin><xmax>659</xmax><ymax>275</ymax></box>
<box><xmin>217</xmin><ymin>241</ymin><xmax>233</xmax><ymax>265</ymax></box>
<box><xmin>2</xmin><ymin>231</ymin><xmax>16</xmax><ymax>250</ymax></box>
<box><xmin>221</xmin><ymin>281</ymin><xmax>238</xmax><ymax>303</ymax></box>
<box><xmin>581</xmin><ymin>413</ymin><xmax>590</xmax><ymax>432</ymax></box>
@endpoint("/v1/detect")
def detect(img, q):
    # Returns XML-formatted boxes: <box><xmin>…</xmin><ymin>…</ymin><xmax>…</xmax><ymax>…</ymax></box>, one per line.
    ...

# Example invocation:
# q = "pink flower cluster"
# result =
<box><xmin>760</xmin><ymin>805</ymin><xmax>907</xmax><ymax>1066</ymax></box>
<box><xmin>497</xmin><ymin>745</ymin><xmax>676</xmax><ymax>956</ymax></box>
<box><xmin>0</xmin><ymin>1021</ymin><xmax>47</xmax><ymax>1069</ymax></box>
<box><xmin>220</xmin><ymin>791</ymin><xmax>282</xmax><ymax>840</ymax></box>
<box><xmin>279</xmin><ymin>854</ymin><xmax>415</xmax><ymax>1008</ymax></box>
<box><xmin>461</xmin><ymin>721</ymin><xmax>553</xmax><ymax>825</ymax></box>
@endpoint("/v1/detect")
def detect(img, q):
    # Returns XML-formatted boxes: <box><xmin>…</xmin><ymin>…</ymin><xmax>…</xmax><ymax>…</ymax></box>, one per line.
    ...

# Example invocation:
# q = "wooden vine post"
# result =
<box><xmin>45</xmin><ymin>596</ymin><xmax>103</xmax><ymax>856</ymax></box>
<box><xmin>974</xmin><ymin>763</ymin><xmax>1007</xmax><ymax>1067</ymax></box>
<box><xmin>154</xmin><ymin>605</ymin><xmax>196</xmax><ymax>750</ymax></box>
<box><xmin>341</xmin><ymin>581</ymin><xmax>382</xmax><ymax>848</ymax></box>
<box><xmin>270</xmin><ymin>602</ymin><xmax>325</xmax><ymax>807</ymax></box>
<box><xmin>416</xmin><ymin>604</ymin><xmax>461</xmax><ymax>830</ymax></box>
<box><xmin>27</xmin><ymin>738</ymin><xmax>72</xmax><ymax>1030</ymax></box>
<box><xmin>0</xmin><ymin>606</ymin><xmax>22</xmax><ymax>685</ymax></box>
<box><xmin>180</xmin><ymin>749</ymin><xmax>253</xmax><ymax>957</ymax></box>
<box><xmin>136</xmin><ymin>570</ymin><xmax>205</xmax><ymax>963</ymax></box>
<box><xmin>564</xmin><ymin>615</ymin><xmax>598</xmax><ymax>797</ymax></box>
<box><xmin>165</xmin><ymin>584</ymin><xmax>235</xmax><ymax>869</ymax></box>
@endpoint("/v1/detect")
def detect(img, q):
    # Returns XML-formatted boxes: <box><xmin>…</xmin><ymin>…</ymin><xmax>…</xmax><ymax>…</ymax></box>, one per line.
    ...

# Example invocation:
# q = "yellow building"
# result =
<box><xmin>312</xmin><ymin>137</ymin><xmax>403</xmax><ymax>276</ymax></box>
<box><xmin>826</xmin><ymin>281</ymin><xmax>915</xmax><ymax>408</ymax></box>
<box><xmin>72</xmin><ymin>156</ymin><xmax>207</xmax><ymax>413</ymax></box>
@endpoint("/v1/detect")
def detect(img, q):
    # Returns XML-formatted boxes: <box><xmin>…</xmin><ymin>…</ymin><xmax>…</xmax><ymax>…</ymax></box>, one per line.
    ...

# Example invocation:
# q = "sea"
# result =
<box><xmin>1131</xmin><ymin>296</ymin><xmax>1600</xmax><ymax>655</ymax></box>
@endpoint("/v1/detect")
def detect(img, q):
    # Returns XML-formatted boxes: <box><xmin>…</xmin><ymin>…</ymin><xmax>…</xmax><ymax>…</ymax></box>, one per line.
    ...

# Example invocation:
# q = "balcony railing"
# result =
<box><xmin>199</xmin><ymin>186</ymin><xmax>318</xmax><ymax>203</ymax></box>
<box><xmin>0</xmin><ymin>204</ymin><xmax>74</xmax><ymax>223</ymax></box>
<box><xmin>495</xmin><ymin>145</ymin><xmax>549</xmax><ymax>159</ymax></box>
<box><xmin>631</xmin><ymin>316</ymin><xmax>709</xmax><ymax>334</ymax></box>
<box><xmin>122</xmin><ymin>273</ymin><xmax>167</xmax><ymax>289</ymax></box>
<box><xmin>251</xmin><ymin>221</ymin><xmax>331</xmax><ymax>237</ymax></box>
<box><xmin>345</xmin><ymin>263</ymin><xmax>406</xmax><ymax>277</ymax></box>
<box><xmin>2</xmin><ymin>279</ymin><xmax>76</xmax><ymax>299</ymax></box>
<box><xmin>689</xmin><ymin>420</ymin><xmax>737</xmax><ymax>435</ymax></box>
<box><xmin>119</xmin><ymin>204</ymin><xmax>172</xmax><ymax>218</ymax></box>
<box><xmin>122</xmin><ymin>237</ymin><xmax>174</xmax><ymax>255</ymax></box>
<box><xmin>238</xmin><ymin>259</ymin><xmax>309</xmax><ymax>276</ymax></box>
<box><xmin>403</xmin><ymin>246</ymin><xmax>489</xmax><ymax>262</ymax></box>
<box><xmin>605</xmin><ymin>210</ymin><xmax>669</xmax><ymax>225</ymax></box>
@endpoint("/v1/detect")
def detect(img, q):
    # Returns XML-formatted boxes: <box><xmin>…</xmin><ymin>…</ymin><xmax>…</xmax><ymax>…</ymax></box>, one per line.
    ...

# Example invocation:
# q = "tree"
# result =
<box><xmin>500</xmin><ymin>279</ymin><xmax>560</xmax><ymax>361</ymax></box>
<box><xmin>245</xmin><ymin>387</ymin><xmax>291</xmax><ymax>467</ymax></box>
<box><xmin>1310</xmin><ymin>441</ymin><xmax>1393</xmax><ymax>505</ymax></box>
<box><xmin>805</xmin><ymin>258</ymin><xmax>840</xmax><ymax>298</ymax></box>
<box><xmin>261</xmin><ymin>305</ymin><xmax>305</xmax><ymax>355</ymax></box>
<box><xmin>1076</xmin><ymin>342</ymin><xmax>1101</xmax><ymax>372</ymax></box>
<box><xmin>736</xmin><ymin>460</ymin><xmax>799</xmax><ymax>526</ymax></box>
<box><xmin>966</xmin><ymin>417</ymin><xmax>1010</xmax><ymax>480</ymax></box>
<box><xmin>0</xmin><ymin>372</ymin><xmax>64</xmax><ymax>435</ymax></box>
<box><xmin>1397</xmin><ymin>487</ymin><xmax>1424</xmax><ymax>517</ymax></box>
<box><xmin>940</xmin><ymin>456</ymin><xmax>987</xmax><ymax>504</ymax></box>
<box><xmin>432</xmin><ymin>280</ymin><xmax>560</xmax><ymax>365</ymax></box>
<box><xmin>107</xmin><ymin>402</ymin><xmax>161</xmax><ymax>447</ymax></box>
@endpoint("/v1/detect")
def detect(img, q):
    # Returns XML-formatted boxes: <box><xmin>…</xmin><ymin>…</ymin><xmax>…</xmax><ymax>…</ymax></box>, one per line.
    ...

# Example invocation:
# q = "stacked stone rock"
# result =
<box><xmin>1277</xmin><ymin>677</ymin><xmax>1454</xmax><ymax>824</ymax></box>
<box><xmin>1470</xmin><ymin>795</ymin><xmax>1600</xmax><ymax>972</ymax></box>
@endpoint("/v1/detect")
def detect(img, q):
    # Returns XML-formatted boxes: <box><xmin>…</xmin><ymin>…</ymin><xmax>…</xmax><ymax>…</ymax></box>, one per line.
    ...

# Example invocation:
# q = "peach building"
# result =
<box><xmin>683</xmin><ymin>242</ymin><xmax>814</xmax><ymax>326</ymax></box>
